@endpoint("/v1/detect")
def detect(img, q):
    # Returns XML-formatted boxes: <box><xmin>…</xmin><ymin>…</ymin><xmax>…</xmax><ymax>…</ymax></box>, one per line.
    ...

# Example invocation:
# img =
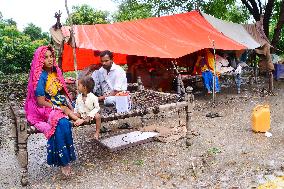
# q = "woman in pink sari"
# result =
<box><xmin>24</xmin><ymin>45</ymin><xmax>76</xmax><ymax>176</ymax></box>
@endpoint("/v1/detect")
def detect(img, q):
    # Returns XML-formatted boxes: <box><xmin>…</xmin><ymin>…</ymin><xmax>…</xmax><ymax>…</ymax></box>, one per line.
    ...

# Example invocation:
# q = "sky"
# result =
<box><xmin>0</xmin><ymin>0</ymin><xmax>118</xmax><ymax>32</ymax></box>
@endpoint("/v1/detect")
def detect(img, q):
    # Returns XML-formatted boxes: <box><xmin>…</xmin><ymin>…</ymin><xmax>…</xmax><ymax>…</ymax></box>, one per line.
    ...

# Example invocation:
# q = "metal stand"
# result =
<box><xmin>185</xmin><ymin>87</ymin><xmax>194</xmax><ymax>146</ymax></box>
<box><xmin>212</xmin><ymin>41</ymin><xmax>217</xmax><ymax>103</ymax></box>
<box><xmin>268</xmin><ymin>71</ymin><xmax>274</xmax><ymax>92</ymax></box>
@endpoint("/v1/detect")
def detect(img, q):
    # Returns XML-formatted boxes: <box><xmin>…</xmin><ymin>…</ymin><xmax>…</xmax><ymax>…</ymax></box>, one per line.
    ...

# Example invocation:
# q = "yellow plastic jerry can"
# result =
<box><xmin>252</xmin><ymin>105</ymin><xmax>271</xmax><ymax>132</ymax></box>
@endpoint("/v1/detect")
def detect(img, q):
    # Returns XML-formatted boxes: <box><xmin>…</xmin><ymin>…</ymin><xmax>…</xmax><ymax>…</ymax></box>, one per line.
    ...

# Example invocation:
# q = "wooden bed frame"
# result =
<box><xmin>9</xmin><ymin>79</ymin><xmax>194</xmax><ymax>186</ymax></box>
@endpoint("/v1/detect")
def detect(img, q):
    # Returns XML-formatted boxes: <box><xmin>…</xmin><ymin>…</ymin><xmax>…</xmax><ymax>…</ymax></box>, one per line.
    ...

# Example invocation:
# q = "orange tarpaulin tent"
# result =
<box><xmin>59</xmin><ymin>10</ymin><xmax>246</xmax><ymax>72</ymax></box>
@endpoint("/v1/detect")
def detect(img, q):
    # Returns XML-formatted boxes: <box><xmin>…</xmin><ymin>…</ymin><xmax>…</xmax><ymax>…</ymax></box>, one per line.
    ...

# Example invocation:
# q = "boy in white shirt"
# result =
<box><xmin>73</xmin><ymin>76</ymin><xmax>101</xmax><ymax>140</ymax></box>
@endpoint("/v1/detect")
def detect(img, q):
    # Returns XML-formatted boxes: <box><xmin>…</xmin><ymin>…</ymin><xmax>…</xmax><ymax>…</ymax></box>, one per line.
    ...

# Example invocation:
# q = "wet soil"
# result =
<box><xmin>0</xmin><ymin>76</ymin><xmax>283</xmax><ymax>189</ymax></box>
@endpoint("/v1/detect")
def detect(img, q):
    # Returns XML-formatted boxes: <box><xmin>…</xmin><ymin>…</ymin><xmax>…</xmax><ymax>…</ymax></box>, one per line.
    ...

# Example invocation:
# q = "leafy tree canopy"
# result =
<box><xmin>0</xmin><ymin>12</ymin><xmax>48</xmax><ymax>74</ymax></box>
<box><xmin>200</xmin><ymin>0</ymin><xmax>250</xmax><ymax>23</ymax></box>
<box><xmin>66</xmin><ymin>4</ymin><xmax>110</xmax><ymax>25</ymax></box>
<box><xmin>269</xmin><ymin>0</ymin><xmax>284</xmax><ymax>51</ymax></box>
<box><xmin>5</xmin><ymin>18</ymin><xmax>17</xmax><ymax>26</ymax></box>
<box><xmin>113</xmin><ymin>0</ymin><xmax>249</xmax><ymax>23</ymax></box>
<box><xmin>113</xmin><ymin>0</ymin><xmax>153</xmax><ymax>22</ymax></box>
<box><xmin>23</xmin><ymin>23</ymin><xmax>50</xmax><ymax>41</ymax></box>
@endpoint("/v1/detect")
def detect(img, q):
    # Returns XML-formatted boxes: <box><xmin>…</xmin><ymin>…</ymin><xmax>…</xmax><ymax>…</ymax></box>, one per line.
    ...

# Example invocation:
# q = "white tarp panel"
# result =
<box><xmin>202</xmin><ymin>12</ymin><xmax>261</xmax><ymax>49</ymax></box>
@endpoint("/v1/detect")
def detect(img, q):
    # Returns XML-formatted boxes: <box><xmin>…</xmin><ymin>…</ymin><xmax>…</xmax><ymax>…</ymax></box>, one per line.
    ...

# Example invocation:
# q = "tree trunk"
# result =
<box><xmin>241</xmin><ymin>0</ymin><xmax>275</xmax><ymax>40</ymax></box>
<box><xmin>271</xmin><ymin>0</ymin><xmax>284</xmax><ymax>49</ymax></box>
<box><xmin>241</xmin><ymin>0</ymin><xmax>261</xmax><ymax>21</ymax></box>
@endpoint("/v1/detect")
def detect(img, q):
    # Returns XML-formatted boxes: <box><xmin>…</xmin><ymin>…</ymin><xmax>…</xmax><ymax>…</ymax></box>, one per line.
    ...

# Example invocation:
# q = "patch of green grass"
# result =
<box><xmin>122</xmin><ymin>160</ymin><xmax>129</xmax><ymax>164</ymax></box>
<box><xmin>134</xmin><ymin>159</ymin><xmax>144</xmax><ymax>166</ymax></box>
<box><xmin>207</xmin><ymin>147</ymin><xmax>222</xmax><ymax>155</ymax></box>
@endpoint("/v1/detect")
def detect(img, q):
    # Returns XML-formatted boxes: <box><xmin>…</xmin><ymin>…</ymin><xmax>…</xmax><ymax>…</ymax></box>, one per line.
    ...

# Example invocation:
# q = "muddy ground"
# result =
<box><xmin>0</xmin><ymin>76</ymin><xmax>283</xmax><ymax>189</ymax></box>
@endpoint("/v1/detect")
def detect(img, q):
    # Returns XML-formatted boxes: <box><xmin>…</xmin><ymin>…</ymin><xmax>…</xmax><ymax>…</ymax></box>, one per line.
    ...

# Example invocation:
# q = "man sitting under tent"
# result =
<box><xmin>92</xmin><ymin>50</ymin><xmax>128</xmax><ymax>106</ymax></box>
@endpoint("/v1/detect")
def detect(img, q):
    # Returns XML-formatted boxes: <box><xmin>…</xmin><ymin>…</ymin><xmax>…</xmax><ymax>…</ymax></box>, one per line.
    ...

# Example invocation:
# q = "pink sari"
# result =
<box><xmin>24</xmin><ymin>46</ymin><xmax>71</xmax><ymax>139</ymax></box>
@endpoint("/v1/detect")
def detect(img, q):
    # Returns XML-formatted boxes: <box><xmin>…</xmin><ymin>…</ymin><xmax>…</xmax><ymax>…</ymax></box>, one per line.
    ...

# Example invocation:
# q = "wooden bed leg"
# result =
<box><xmin>12</xmin><ymin>120</ymin><xmax>19</xmax><ymax>155</ymax></box>
<box><xmin>9</xmin><ymin>105</ymin><xmax>19</xmax><ymax>155</ymax></box>
<box><xmin>16</xmin><ymin>111</ymin><xmax>29</xmax><ymax>186</ymax></box>
<box><xmin>137</xmin><ymin>76</ymin><xmax>146</xmax><ymax>127</ymax></box>
<box><xmin>185</xmin><ymin>86</ymin><xmax>194</xmax><ymax>147</ymax></box>
<box><xmin>141</xmin><ymin>114</ymin><xmax>146</xmax><ymax>127</ymax></box>
<box><xmin>18</xmin><ymin>143</ymin><xmax>28</xmax><ymax>186</ymax></box>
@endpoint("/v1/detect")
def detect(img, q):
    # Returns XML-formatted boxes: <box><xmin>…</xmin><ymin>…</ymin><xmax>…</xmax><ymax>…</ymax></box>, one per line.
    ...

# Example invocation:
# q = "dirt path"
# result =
<box><xmin>0</xmin><ymin>79</ymin><xmax>283</xmax><ymax>189</ymax></box>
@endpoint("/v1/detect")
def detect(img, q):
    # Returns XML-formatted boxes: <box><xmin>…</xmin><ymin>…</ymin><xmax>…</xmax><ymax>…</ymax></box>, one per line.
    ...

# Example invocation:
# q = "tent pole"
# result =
<box><xmin>65</xmin><ymin>0</ymin><xmax>78</xmax><ymax>81</ymax></box>
<box><xmin>64</xmin><ymin>0</ymin><xmax>80</xmax><ymax>160</ymax></box>
<box><xmin>212</xmin><ymin>41</ymin><xmax>216</xmax><ymax>104</ymax></box>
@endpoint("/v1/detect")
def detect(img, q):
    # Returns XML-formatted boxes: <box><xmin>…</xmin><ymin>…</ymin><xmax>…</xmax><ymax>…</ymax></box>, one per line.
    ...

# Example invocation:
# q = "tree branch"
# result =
<box><xmin>257</xmin><ymin>0</ymin><xmax>262</xmax><ymax>14</ymax></box>
<box><xmin>263</xmin><ymin>0</ymin><xmax>275</xmax><ymax>37</ymax></box>
<box><xmin>271</xmin><ymin>0</ymin><xmax>284</xmax><ymax>48</ymax></box>
<box><xmin>241</xmin><ymin>0</ymin><xmax>253</xmax><ymax>12</ymax></box>
<box><xmin>248</xmin><ymin>0</ymin><xmax>260</xmax><ymax>13</ymax></box>
<box><xmin>241</xmin><ymin>0</ymin><xmax>261</xmax><ymax>20</ymax></box>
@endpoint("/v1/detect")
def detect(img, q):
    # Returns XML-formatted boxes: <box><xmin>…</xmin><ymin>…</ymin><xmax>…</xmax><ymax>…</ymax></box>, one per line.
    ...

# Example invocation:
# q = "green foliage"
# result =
<box><xmin>113</xmin><ymin>0</ymin><xmax>249</xmax><ymax>24</ymax></box>
<box><xmin>42</xmin><ymin>32</ymin><xmax>50</xmax><ymax>39</ymax></box>
<box><xmin>113</xmin><ymin>0</ymin><xmax>153</xmax><ymax>22</ymax></box>
<box><xmin>122</xmin><ymin>160</ymin><xmax>129</xmax><ymax>164</ymax></box>
<box><xmin>66</xmin><ymin>4</ymin><xmax>110</xmax><ymax>25</ymax></box>
<box><xmin>63</xmin><ymin>71</ymin><xmax>77</xmax><ymax>78</ymax></box>
<box><xmin>269</xmin><ymin>0</ymin><xmax>284</xmax><ymax>52</ymax></box>
<box><xmin>114</xmin><ymin>0</ymin><xmax>194</xmax><ymax>17</ymax></box>
<box><xmin>201</xmin><ymin>0</ymin><xmax>250</xmax><ymax>23</ymax></box>
<box><xmin>207</xmin><ymin>147</ymin><xmax>222</xmax><ymax>155</ymax></box>
<box><xmin>23</xmin><ymin>23</ymin><xmax>50</xmax><ymax>41</ymax></box>
<box><xmin>135</xmin><ymin>0</ymin><xmax>195</xmax><ymax>17</ymax></box>
<box><xmin>134</xmin><ymin>159</ymin><xmax>144</xmax><ymax>166</ymax></box>
<box><xmin>5</xmin><ymin>18</ymin><xmax>17</xmax><ymax>26</ymax></box>
<box><xmin>0</xmin><ymin>13</ymin><xmax>48</xmax><ymax>74</ymax></box>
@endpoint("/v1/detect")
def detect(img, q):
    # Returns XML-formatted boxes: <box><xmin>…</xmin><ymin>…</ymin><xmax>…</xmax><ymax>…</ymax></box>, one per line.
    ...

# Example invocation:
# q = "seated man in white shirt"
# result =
<box><xmin>92</xmin><ymin>50</ymin><xmax>127</xmax><ymax>106</ymax></box>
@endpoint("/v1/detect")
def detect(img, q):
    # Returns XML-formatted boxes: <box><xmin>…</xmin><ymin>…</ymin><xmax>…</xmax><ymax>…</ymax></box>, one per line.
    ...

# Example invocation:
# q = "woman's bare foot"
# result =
<box><xmin>94</xmin><ymin>133</ymin><xmax>99</xmax><ymax>140</ymax></box>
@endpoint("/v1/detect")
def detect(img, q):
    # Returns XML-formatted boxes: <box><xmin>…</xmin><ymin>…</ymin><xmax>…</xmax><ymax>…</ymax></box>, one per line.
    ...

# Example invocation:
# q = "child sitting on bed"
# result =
<box><xmin>73</xmin><ymin>76</ymin><xmax>102</xmax><ymax>140</ymax></box>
